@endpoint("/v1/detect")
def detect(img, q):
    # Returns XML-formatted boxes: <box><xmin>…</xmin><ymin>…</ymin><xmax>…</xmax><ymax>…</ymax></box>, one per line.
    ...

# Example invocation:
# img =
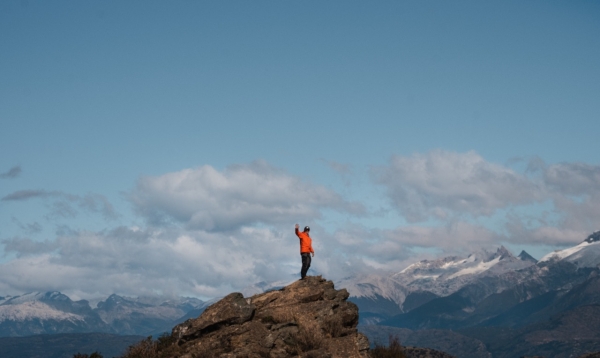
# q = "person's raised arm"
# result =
<box><xmin>295</xmin><ymin>223</ymin><xmax>299</xmax><ymax>236</ymax></box>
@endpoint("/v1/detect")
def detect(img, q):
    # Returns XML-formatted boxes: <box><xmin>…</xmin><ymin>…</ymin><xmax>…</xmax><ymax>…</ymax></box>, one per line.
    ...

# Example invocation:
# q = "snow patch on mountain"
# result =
<box><xmin>389</xmin><ymin>246</ymin><xmax>534</xmax><ymax>296</ymax></box>
<box><xmin>410</xmin><ymin>274</ymin><xmax>441</xmax><ymax>280</ymax></box>
<box><xmin>2</xmin><ymin>291</ymin><xmax>70</xmax><ymax>306</ymax></box>
<box><xmin>539</xmin><ymin>242</ymin><xmax>589</xmax><ymax>262</ymax></box>
<box><xmin>334</xmin><ymin>246</ymin><xmax>538</xmax><ymax>309</ymax></box>
<box><xmin>0</xmin><ymin>301</ymin><xmax>84</xmax><ymax>322</ymax></box>
<box><xmin>4</xmin><ymin>292</ymin><xmax>47</xmax><ymax>304</ymax></box>
<box><xmin>539</xmin><ymin>238</ymin><xmax>600</xmax><ymax>268</ymax></box>
<box><xmin>441</xmin><ymin>255</ymin><xmax>476</xmax><ymax>269</ymax></box>
<box><xmin>337</xmin><ymin>274</ymin><xmax>408</xmax><ymax>303</ymax></box>
<box><xmin>448</xmin><ymin>256</ymin><xmax>501</xmax><ymax>279</ymax></box>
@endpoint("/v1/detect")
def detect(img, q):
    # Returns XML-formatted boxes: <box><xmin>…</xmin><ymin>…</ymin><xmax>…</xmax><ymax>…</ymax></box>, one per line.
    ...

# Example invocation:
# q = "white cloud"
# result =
<box><xmin>374</xmin><ymin>151</ymin><xmax>600</xmax><ymax>246</ymax></box>
<box><xmin>0</xmin><ymin>161</ymin><xmax>367</xmax><ymax>298</ymax></box>
<box><xmin>498</xmin><ymin>161</ymin><xmax>600</xmax><ymax>246</ymax></box>
<box><xmin>380</xmin><ymin>221</ymin><xmax>500</xmax><ymax>252</ymax></box>
<box><xmin>543</xmin><ymin>162</ymin><xmax>600</xmax><ymax>195</ymax></box>
<box><xmin>373</xmin><ymin>150</ymin><xmax>542</xmax><ymax>222</ymax></box>
<box><xmin>0</xmin><ymin>222</ymin><xmax>429</xmax><ymax>298</ymax></box>
<box><xmin>2</xmin><ymin>156</ymin><xmax>600</xmax><ymax>299</ymax></box>
<box><xmin>323</xmin><ymin>221</ymin><xmax>500</xmax><ymax>270</ymax></box>
<box><xmin>130</xmin><ymin>160</ymin><xmax>364</xmax><ymax>231</ymax></box>
<box><xmin>0</xmin><ymin>226</ymin><xmax>300</xmax><ymax>298</ymax></box>
<box><xmin>505</xmin><ymin>223</ymin><xmax>588</xmax><ymax>246</ymax></box>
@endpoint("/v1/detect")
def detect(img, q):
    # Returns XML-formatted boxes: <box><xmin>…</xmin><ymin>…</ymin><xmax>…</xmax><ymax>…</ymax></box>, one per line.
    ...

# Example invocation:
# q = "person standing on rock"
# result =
<box><xmin>295</xmin><ymin>223</ymin><xmax>314</xmax><ymax>280</ymax></box>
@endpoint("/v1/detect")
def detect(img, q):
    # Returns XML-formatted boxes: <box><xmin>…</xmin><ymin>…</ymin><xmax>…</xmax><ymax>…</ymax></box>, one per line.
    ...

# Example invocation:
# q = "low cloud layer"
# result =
<box><xmin>503</xmin><ymin>161</ymin><xmax>600</xmax><ymax>245</ymax></box>
<box><xmin>374</xmin><ymin>151</ymin><xmax>600</xmax><ymax>246</ymax></box>
<box><xmin>1</xmin><ymin>154</ymin><xmax>599</xmax><ymax>299</ymax></box>
<box><xmin>0</xmin><ymin>161</ymin><xmax>368</xmax><ymax>298</ymax></box>
<box><xmin>0</xmin><ymin>226</ymin><xmax>304</xmax><ymax>298</ymax></box>
<box><xmin>373</xmin><ymin>150</ymin><xmax>542</xmax><ymax>222</ymax></box>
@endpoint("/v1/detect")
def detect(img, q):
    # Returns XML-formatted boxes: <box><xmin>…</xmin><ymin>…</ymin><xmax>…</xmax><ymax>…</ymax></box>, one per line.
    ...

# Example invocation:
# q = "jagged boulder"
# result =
<box><xmin>173</xmin><ymin>292</ymin><xmax>255</xmax><ymax>344</ymax></box>
<box><xmin>166</xmin><ymin>276</ymin><xmax>370</xmax><ymax>357</ymax></box>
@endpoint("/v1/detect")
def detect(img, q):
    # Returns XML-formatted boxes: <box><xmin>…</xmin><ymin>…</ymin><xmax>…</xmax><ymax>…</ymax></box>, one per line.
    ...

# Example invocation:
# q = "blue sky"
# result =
<box><xmin>1</xmin><ymin>0</ymin><xmax>599</xmax><ymax>299</ymax></box>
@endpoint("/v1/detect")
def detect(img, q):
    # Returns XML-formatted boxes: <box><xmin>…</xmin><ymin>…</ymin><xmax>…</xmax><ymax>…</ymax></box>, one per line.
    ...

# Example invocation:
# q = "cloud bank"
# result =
<box><xmin>130</xmin><ymin>160</ymin><xmax>364</xmax><ymax>231</ymax></box>
<box><xmin>373</xmin><ymin>150</ymin><xmax>542</xmax><ymax>221</ymax></box>
<box><xmin>0</xmin><ymin>226</ymin><xmax>298</xmax><ymax>298</ymax></box>
<box><xmin>374</xmin><ymin>151</ymin><xmax>600</xmax><ymax>246</ymax></box>
<box><xmin>1</xmin><ymin>153</ymin><xmax>599</xmax><ymax>298</ymax></box>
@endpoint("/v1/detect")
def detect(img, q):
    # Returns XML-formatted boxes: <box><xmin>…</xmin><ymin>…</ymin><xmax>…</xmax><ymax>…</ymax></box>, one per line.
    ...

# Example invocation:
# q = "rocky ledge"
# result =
<box><xmin>168</xmin><ymin>276</ymin><xmax>369</xmax><ymax>357</ymax></box>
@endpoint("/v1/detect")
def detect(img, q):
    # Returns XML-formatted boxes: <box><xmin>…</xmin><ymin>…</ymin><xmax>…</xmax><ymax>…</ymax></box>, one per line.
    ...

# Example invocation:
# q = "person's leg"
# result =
<box><xmin>301</xmin><ymin>253</ymin><xmax>309</xmax><ymax>279</ymax></box>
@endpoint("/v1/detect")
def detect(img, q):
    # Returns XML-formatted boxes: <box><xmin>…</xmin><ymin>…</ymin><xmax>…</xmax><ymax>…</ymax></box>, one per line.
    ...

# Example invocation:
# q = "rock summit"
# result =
<box><xmin>168</xmin><ymin>276</ymin><xmax>370</xmax><ymax>357</ymax></box>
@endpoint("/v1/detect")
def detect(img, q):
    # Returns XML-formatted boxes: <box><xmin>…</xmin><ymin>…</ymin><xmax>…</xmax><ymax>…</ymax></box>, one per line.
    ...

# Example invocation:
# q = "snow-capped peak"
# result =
<box><xmin>0</xmin><ymin>300</ymin><xmax>84</xmax><ymax>322</ymax></box>
<box><xmin>538</xmin><ymin>234</ymin><xmax>600</xmax><ymax>267</ymax></box>
<box><xmin>2</xmin><ymin>292</ymin><xmax>45</xmax><ymax>305</ymax></box>
<box><xmin>1</xmin><ymin>291</ymin><xmax>71</xmax><ymax>306</ymax></box>
<box><xmin>447</xmin><ymin>255</ymin><xmax>502</xmax><ymax>279</ymax></box>
<box><xmin>394</xmin><ymin>246</ymin><xmax>518</xmax><ymax>279</ymax></box>
<box><xmin>390</xmin><ymin>246</ymin><xmax>534</xmax><ymax>296</ymax></box>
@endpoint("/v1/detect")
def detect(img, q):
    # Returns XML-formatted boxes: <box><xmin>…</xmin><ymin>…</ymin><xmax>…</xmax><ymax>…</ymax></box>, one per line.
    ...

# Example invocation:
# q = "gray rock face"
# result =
<box><xmin>585</xmin><ymin>231</ymin><xmax>600</xmax><ymax>244</ymax></box>
<box><xmin>173</xmin><ymin>292</ymin><xmax>255</xmax><ymax>343</ymax></box>
<box><xmin>166</xmin><ymin>276</ymin><xmax>370</xmax><ymax>358</ymax></box>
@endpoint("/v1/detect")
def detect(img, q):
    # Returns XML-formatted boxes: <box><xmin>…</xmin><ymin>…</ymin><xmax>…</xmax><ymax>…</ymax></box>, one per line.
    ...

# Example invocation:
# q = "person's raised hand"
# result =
<box><xmin>295</xmin><ymin>223</ymin><xmax>299</xmax><ymax>229</ymax></box>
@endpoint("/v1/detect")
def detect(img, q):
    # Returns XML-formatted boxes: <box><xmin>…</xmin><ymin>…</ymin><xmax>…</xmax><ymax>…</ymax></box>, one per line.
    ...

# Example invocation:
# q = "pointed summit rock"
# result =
<box><xmin>494</xmin><ymin>246</ymin><xmax>513</xmax><ymax>260</ymax></box>
<box><xmin>518</xmin><ymin>250</ymin><xmax>538</xmax><ymax>263</ymax></box>
<box><xmin>167</xmin><ymin>276</ymin><xmax>370</xmax><ymax>357</ymax></box>
<box><xmin>584</xmin><ymin>230</ymin><xmax>600</xmax><ymax>244</ymax></box>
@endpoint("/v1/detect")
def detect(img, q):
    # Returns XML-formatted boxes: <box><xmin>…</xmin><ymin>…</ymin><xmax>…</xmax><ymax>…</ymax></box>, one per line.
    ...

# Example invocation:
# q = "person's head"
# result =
<box><xmin>303</xmin><ymin>226</ymin><xmax>310</xmax><ymax>233</ymax></box>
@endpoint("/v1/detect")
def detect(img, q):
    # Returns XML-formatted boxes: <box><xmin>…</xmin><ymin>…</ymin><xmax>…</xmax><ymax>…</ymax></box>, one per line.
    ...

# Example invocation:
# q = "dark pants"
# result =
<box><xmin>301</xmin><ymin>253</ymin><xmax>311</xmax><ymax>278</ymax></box>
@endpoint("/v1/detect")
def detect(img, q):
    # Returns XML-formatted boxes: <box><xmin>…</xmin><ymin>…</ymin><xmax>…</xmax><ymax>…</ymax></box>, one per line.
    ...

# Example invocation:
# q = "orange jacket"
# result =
<box><xmin>295</xmin><ymin>228</ymin><xmax>314</xmax><ymax>254</ymax></box>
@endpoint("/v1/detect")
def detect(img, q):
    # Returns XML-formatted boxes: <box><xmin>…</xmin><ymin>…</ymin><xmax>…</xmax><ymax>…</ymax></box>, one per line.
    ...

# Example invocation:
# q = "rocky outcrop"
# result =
<box><xmin>168</xmin><ymin>276</ymin><xmax>370</xmax><ymax>357</ymax></box>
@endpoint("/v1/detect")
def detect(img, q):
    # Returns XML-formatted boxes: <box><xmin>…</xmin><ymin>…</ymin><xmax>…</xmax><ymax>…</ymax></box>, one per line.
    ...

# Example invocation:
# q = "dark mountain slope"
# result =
<box><xmin>460</xmin><ymin>304</ymin><xmax>600</xmax><ymax>358</ymax></box>
<box><xmin>0</xmin><ymin>332</ymin><xmax>143</xmax><ymax>358</ymax></box>
<box><xmin>382</xmin><ymin>262</ymin><xmax>596</xmax><ymax>330</ymax></box>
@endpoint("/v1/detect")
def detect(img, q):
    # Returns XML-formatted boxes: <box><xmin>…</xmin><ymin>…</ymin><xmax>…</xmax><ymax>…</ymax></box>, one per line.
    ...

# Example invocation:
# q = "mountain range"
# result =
<box><xmin>349</xmin><ymin>230</ymin><xmax>600</xmax><ymax>358</ymax></box>
<box><xmin>1</xmin><ymin>230</ymin><xmax>599</xmax><ymax>357</ymax></box>
<box><xmin>0</xmin><ymin>292</ymin><xmax>210</xmax><ymax>337</ymax></box>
